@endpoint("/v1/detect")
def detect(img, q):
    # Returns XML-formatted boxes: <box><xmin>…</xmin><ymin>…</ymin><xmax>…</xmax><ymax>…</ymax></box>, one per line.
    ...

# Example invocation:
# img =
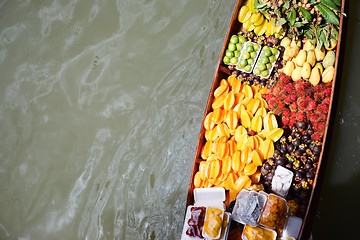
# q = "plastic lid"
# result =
<box><xmin>193</xmin><ymin>187</ymin><xmax>225</xmax><ymax>207</ymax></box>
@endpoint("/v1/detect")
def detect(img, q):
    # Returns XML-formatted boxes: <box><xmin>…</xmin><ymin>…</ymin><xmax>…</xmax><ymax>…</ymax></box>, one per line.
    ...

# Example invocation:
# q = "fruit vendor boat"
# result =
<box><xmin>183</xmin><ymin>0</ymin><xmax>347</xmax><ymax>239</ymax></box>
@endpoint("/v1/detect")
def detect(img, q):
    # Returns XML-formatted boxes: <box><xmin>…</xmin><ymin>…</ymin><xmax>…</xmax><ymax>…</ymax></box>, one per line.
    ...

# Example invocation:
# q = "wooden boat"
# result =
<box><xmin>185</xmin><ymin>0</ymin><xmax>348</xmax><ymax>239</ymax></box>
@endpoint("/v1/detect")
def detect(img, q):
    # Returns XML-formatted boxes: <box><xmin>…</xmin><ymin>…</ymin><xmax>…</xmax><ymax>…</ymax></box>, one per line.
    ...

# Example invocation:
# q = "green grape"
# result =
<box><xmin>258</xmin><ymin>63</ymin><xmax>266</xmax><ymax>71</ymax></box>
<box><xmin>230</xmin><ymin>57</ymin><xmax>238</xmax><ymax>65</ymax></box>
<box><xmin>236</xmin><ymin>43</ymin><xmax>242</xmax><ymax>51</ymax></box>
<box><xmin>253</xmin><ymin>44</ymin><xmax>260</xmax><ymax>51</ymax></box>
<box><xmin>238</xmin><ymin>35</ymin><xmax>246</xmax><ymax>43</ymax></box>
<box><xmin>230</xmin><ymin>35</ymin><xmax>239</xmax><ymax>44</ymax></box>
<box><xmin>261</xmin><ymin>70</ymin><xmax>269</xmax><ymax>77</ymax></box>
<box><xmin>244</xmin><ymin>65</ymin><xmax>252</xmax><ymax>72</ymax></box>
<box><xmin>239</xmin><ymin>58</ymin><xmax>248</xmax><ymax>67</ymax></box>
<box><xmin>234</xmin><ymin>50</ymin><xmax>240</xmax><ymax>58</ymax></box>
<box><xmin>269</xmin><ymin>55</ymin><xmax>276</xmax><ymax>63</ymax></box>
<box><xmin>253</xmin><ymin>68</ymin><xmax>261</xmax><ymax>75</ymax></box>
<box><xmin>246</xmin><ymin>45</ymin><xmax>254</xmax><ymax>53</ymax></box>
<box><xmin>223</xmin><ymin>56</ymin><xmax>230</xmax><ymax>64</ymax></box>
<box><xmin>226</xmin><ymin>50</ymin><xmax>234</xmax><ymax>58</ymax></box>
<box><xmin>266</xmin><ymin>63</ymin><xmax>272</xmax><ymax>70</ymax></box>
<box><xmin>264</xmin><ymin>49</ymin><xmax>272</xmax><ymax>57</ymax></box>
<box><xmin>228</xmin><ymin>43</ymin><xmax>236</xmax><ymax>52</ymax></box>
<box><xmin>250</xmin><ymin>51</ymin><xmax>257</xmax><ymax>59</ymax></box>
<box><xmin>271</xmin><ymin>48</ymin><xmax>278</xmax><ymax>55</ymax></box>
<box><xmin>248</xmin><ymin>59</ymin><xmax>254</xmax><ymax>65</ymax></box>
<box><xmin>243</xmin><ymin>52</ymin><xmax>251</xmax><ymax>60</ymax></box>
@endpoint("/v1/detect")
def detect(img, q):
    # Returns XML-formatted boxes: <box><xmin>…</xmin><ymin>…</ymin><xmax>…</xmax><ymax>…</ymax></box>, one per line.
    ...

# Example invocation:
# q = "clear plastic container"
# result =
<box><xmin>236</xmin><ymin>41</ymin><xmax>262</xmax><ymax>73</ymax></box>
<box><xmin>253</xmin><ymin>45</ymin><xmax>280</xmax><ymax>78</ymax></box>
<box><xmin>259</xmin><ymin>194</ymin><xmax>289</xmax><ymax>233</ymax></box>
<box><xmin>282</xmin><ymin>216</ymin><xmax>303</xmax><ymax>239</ymax></box>
<box><xmin>231</xmin><ymin>189</ymin><xmax>267</xmax><ymax>227</ymax></box>
<box><xmin>271</xmin><ymin>166</ymin><xmax>294</xmax><ymax>198</ymax></box>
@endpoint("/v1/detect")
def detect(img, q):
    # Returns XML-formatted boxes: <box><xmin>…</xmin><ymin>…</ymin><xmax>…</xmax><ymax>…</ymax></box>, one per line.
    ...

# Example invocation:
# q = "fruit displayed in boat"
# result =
<box><xmin>322</xmin><ymin>66</ymin><xmax>335</xmax><ymax>83</ymax></box>
<box><xmin>322</xmin><ymin>51</ymin><xmax>336</xmax><ymax>68</ymax></box>
<box><xmin>203</xmin><ymin>207</ymin><xmax>223</xmax><ymax>238</ymax></box>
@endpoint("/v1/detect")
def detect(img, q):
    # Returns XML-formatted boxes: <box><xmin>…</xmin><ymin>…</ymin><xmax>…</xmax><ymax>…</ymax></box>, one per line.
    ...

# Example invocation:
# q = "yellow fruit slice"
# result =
<box><xmin>236</xmin><ymin>133</ymin><xmax>248</xmax><ymax>151</ymax></box>
<box><xmin>241</xmin><ymin>84</ymin><xmax>254</xmax><ymax>98</ymax></box>
<box><xmin>241</xmin><ymin>146</ymin><xmax>253</xmax><ymax>164</ymax></box>
<box><xmin>235</xmin><ymin>125</ymin><xmax>247</xmax><ymax>142</ymax></box>
<box><xmin>259</xmin><ymin>139</ymin><xmax>275</xmax><ymax>159</ymax></box>
<box><xmin>240</xmin><ymin>110</ymin><xmax>253</xmax><ymax>129</ymax></box>
<box><xmin>245</xmin><ymin>135</ymin><xmax>259</xmax><ymax>150</ymax></box>
<box><xmin>259</xmin><ymin>98</ymin><xmax>268</xmax><ymax>108</ymax></box>
<box><xmin>232</xmin><ymin>78</ymin><xmax>243</xmax><ymax>93</ymax></box>
<box><xmin>250</xmin><ymin>115</ymin><xmax>262</xmax><ymax>133</ymax></box>
<box><xmin>227</xmin><ymin>75</ymin><xmax>236</xmax><ymax>87</ymax></box>
<box><xmin>194</xmin><ymin>171</ymin><xmax>202</xmax><ymax>188</ymax></box>
<box><xmin>265</xmin><ymin>19</ymin><xmax>274</xmax><ymax>36</ymax></box>
<box><xmin>253</xmin><ymin>18</ymin><xmax>266</xmax><ymax>36</ymax></box>
<box><xmin>214</xmin><ymin>84</ymin><xmax>229</xmax><ymax>98</ymax></box>
<box><xmin>212</xmin><ymin>94</ymin><xmax>226</xmax><ymax>109</ymax></box>
<box><xmin>247</xmin><ymin>98</ymin><xmax>261</xmax><ymax>115</ymax></box>
<box><xmin>263</xmin><ymin>112</ymin><xmax>278</xmax><ymax>131</ymax></box>
<box><xmin>233</xmin><ymin>175</ymin><xmax>251</xmax><ymax>192</ymax></box>
<box><xmin>199</xmin><ymin>161</ymin><xmax>207</xmax><ymax>180</ymax></box>
<box><xmin>228</xmin><ymin>138</ymin><xmax>237</xmax><ymax>156</ymax></box>
<box><xmin>210</xmin><ymin>160</ymin><xmax>221</xmax><ymax>179</ymax></box>
<box><xmin>255</xmin><ymin>107</ymin><xmax>267</xmax><ymax>118</ymax></box>
<box><xmin>252</xmin><ymin>149</ymin><xmax>264</xmax><ymax>166</ymax></box>
<box><xmin>220</xmin><ymin>79</ymin><xmax>228</xmax><ymax>86</ymax></box>
<box><xmin>234</xmin><ymin>92</ymin><xmax>246</xmax><ymax>106</ymax></box>
<box><xmin>231</xmin><ymin>150</ymin><xmax>241</xmax><ymax>172</ymax></box>
<box><xmin>224</xmin><ymin>91</ymin><xmax>235</xmax><ymax>110</ymax></box>
<box><xmin>204</xmin><ymin>112</ymin><xmax>215</xmax><ymax>130</ymax></box>
<box><xmin>244</xmin><ymin>162</ymin><xmax>257</xmax><ymax>176</ymax></box>
<box><xmin>225</xmin><ymin>172</ymin><xmax>237</xmax><ymax>190</ymax></box>
<box><xmin>201</xmin><ymin>140</ymin><xmax>212</xmax><ymax>159</ymax></box>
<box><xmin>225</xmin><ymin>110</ymin><xmax>238</xmax><ymax>130</ymax></box>
<box><xmin>254</xmin><ymin>92</ymin><xmax>262</xmax><ymax>99</ymax></box>
<box><xmin>222</xmin><ymin>155</ymin><xmax>232</xmax><ymax>174</ymax></box>
<box><xmin>216</xmin><ymin>142</ymin><xmax>229</xmax><ymax>160</ymax></box>
<box><xmin>264</xmin><ymin>127</ymin><xmax>284</xmax><ymax>142</ymax></box>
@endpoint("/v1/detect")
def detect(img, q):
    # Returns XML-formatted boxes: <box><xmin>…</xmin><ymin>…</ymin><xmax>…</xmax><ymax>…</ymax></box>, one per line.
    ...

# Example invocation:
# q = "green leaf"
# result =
<box><xmin>298</xmin><ymin>6</ymin><xmax>312</xmax><ymax>22</ymax></box>
<box><xmin>294</xmin><ymin>22</ymin><xmax>304</xmax><ymax>28</ymax></box>
<box><xmin>283</xmin><ymin>1</ymin><xmax>290</xmax><ymax>9</ymax></box>
<box><xmin>333</xmin><ymin>0</ymin><xmax>341</xmax><ymax>6</ymax></box>
<box><xmin>317</xmin><ymin>3</ymin><xmax>340</xmax><ymax>25</ymax></box>
<box><xmin>321</xmin><ymin>0</ymin><xmax>340</xmax><ymax>11</ymax></box>
<box><xmin>330</xmin><ymin>27</ymin><xmax>339</xmax><ymax>40</ymax></box>
<box><xmin>279</xmin><ymin>18</ymin><xmax>287</xmax><ymax>25</ymax></box>
<box><xmin>287</xmin><ymin>8</ymin><xmax>296</xmax><ymax>26</ymax></box>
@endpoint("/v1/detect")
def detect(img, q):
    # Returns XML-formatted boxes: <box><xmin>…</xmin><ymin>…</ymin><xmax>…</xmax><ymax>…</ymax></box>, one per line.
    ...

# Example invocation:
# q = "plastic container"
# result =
<box><xmin>231</xmin><ymin>189</ymin><xmax>267</xmax><ymax>227</ymax></box>
<box><xmin>253</xmin><ymin>45</ymin><xmax>280</xmax><ymax>78</ymax></box>
<box><xmin>236</xmin><ymin>41</ymin><xmax>262</xmax><ymax>73</ymax></box>
<box><xmin>259</xmin><ymin>194</ymin><xmax>289</xmax><ymax>233</ymax></box>
<box><xmin>202</xmin><ymin>207</ymin><xmax>224</xmax><ymax>239</ymax></box>
<box><xmin>282</xmin><ymin>216</ymin><xmax>303</xmax><ymax>239</ymax></box>
<box><xmin>181</xmin><ymin>187</ymin><xmax>231</xmax><ymax>240</ymax></box>
<box><xmin>242</xmin><ymin>224</ymin><xmax>277</xmax><ymax>240</ymax></box>
<box><xmin>271</xmin><ymin>166</ymin><xmax>294</xmax><ymax>198</ymax></box>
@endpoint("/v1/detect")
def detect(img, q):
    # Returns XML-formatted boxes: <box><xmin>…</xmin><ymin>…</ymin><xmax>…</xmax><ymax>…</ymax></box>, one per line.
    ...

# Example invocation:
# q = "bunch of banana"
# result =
<box><xmin>238</xmin><ymin>5</ymin><xmax>283</xmax><ymax>37</ymax></box>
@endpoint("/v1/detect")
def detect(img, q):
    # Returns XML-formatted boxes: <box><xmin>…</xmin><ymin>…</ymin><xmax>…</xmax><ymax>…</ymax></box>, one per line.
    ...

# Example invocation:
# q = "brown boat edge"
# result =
<box><xmin>184</xmin><ymin>0</ymin><xmax>348</xmax><ymax>240</ymax></box>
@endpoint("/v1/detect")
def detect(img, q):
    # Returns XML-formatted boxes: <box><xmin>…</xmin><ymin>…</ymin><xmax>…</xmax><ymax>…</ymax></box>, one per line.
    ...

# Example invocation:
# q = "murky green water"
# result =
<box><xmin>0</xmin><ymin>0</ymin><xmax>359</xmax><ymax>239</ymax></box>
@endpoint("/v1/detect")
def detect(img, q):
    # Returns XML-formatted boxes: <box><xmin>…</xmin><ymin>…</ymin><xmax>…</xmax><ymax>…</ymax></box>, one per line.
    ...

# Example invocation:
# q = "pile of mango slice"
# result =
<box><xmin>193</xmin><ymin>75</ymin><xmax>283</xmax><ymax>196</ymax></box>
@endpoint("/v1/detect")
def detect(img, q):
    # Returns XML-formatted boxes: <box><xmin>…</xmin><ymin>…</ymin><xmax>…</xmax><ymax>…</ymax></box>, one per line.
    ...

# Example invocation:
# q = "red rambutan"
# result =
<box><xmin>282</xmin><ymin>108</ymin><xmax>291</xmax><ymax>117</ymax></box>
<box><xmin>312</xmin><ymin>134</ymin><xmax>322</xmax><ymax>141</ymax></box>
<box><xmin>324</xmin><ymin>87</ymin><xmax>332</xmax><ymax>97</ymax></box>
<box><xmin>284</xmin><ymin>84</ymin><xmax>295</xmax><ymax>94</ymax></box>
<box><xmin>282</xmin><ymin>117</ymin><xmax>289</xmax><ymax>126</ymax></box>
<box><xmin>273</xmin><ymin>108</ymin><xmax>282</xmax><ymax>116</ymax></box>
<box><xmin>308</xmin><ymin>113</ymin><xmax>319</xmax><ymax>123</ymax></box>
<box><xmin>277</xmin><ymin>103</ymin><xmax>285</xmax><ymax>110</ymax></box>
<box><xmin>290</xmin><ymin>94</ymin><xmax>297</xmax><ymax>102</ymax></box>
<box><xmin>314</xmin><ymin>92</ymin><xmax>324</xmax><ymax>102</ymax></box>
<box><xmin>307</xmin><ymin>100</ymin><xmax>317</xmax><ymax>111</ymax></box>
<box><xmin>279</xmin><ymin>90</ymin><xmax>287</xmax><ymax>100</ymax></box>
<box><xmin>305</xmin><ymin>96</ymin><xmax>311</xmax><ymax>101</ymax></box>
<box><xmin>296</xmin><ymin>112</ymin><xmax>306</xmax><ymax>121</ymax></box>
<box><xmin>289</xmin><ymin>118</ymin><xmax>296</xmax><ymax>127</ymax></box>
<box><xmin>284</xmin><ymin>96</ymin><xmax>291</xmax><ymax>105</ymax></box>
<box><xmin>289</xmin><ymin>102</ymin><xmax>298</xmax><ymax>112</ymax></box>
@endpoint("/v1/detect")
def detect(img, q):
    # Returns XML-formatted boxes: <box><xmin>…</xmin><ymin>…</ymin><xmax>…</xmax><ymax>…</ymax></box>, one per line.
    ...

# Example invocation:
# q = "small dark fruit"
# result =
<box><xmin>264</xmin><ymin>162</ymin><xmax>272</xmax><ymax>170</ymax></box>
<box><xmin>287</xmin><ymin>144</ymin><xmax>294</xmax><ymax>153</ymax></box>
<box><xmin>296</xmin><ymin>121</ymin><xmax>307</xmax><ymax>130</ymax></box>
<box><xmin>273</xmin><ymin>150</ymin><xmax>281</xmax><ymax>159</ymax></box>
<box><xmin>242</xmin><ymin>72</ymin><xmax>249</xmax><ymax>78</ymax></box>
<box><xmin>313</xmin><ymin>145</ymin><xmax>321</xmax><ymax>154</ymax></box>
<box><xmin>266</xmin><ymin>42</ymin><xmax>273</xmax><ymax>47</ymax></box>
<box><xmin>293</xmin><ymin>139</ymin><xmax>301</xmax><ymax>147</ymax></box>
<box><xmin>276</xmin><ymin>157</ymin><xmax>287</xmax><ymax>166</ymax></box>
<box><xmin>278</xmin><ymin>45</ymin><xmax>285</xmax><ymax>52</ymax></box>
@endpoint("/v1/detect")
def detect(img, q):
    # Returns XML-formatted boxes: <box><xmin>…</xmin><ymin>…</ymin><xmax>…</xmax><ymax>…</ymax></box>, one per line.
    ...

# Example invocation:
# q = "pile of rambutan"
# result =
<box><xmin>262</xmin><ymin>72</ymin><xmax>332</xmax><ymax>141</ymax></box>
